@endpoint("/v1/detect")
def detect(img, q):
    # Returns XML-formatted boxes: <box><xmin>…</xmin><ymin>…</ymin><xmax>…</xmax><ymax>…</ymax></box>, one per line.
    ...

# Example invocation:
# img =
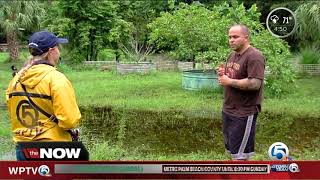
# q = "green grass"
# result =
<box><xmin>0</xmin><ymin>109</ymin><xmax>14</xmax><ymax>160</ymax></box>
<box><xmin>0</xmin><ymin>52</ymin><xmax>9</xmax><ymax>62</ymax></box>
<box><xmin>0</xmin><ymin>51</ymin><xmax>320</xmax><ymax>160</ymax></box>
<box><xmin>85</xmin><ymin>139</ymin><xmax>320</xmax><ymax>161</ymax></box>
<box><xmin>0</xmin><ymin>109</ymin><xmax>10</xmax><ymax>137</ymax></box>
<box><xmin>66</xmin><ymin>70</ymin><xmax>319</xmax><ymax>118</ymax></box>
<box><xmin>87</xmin><ymin>141</ymin><xmax>229</xmax><ymax>161</ymax></box>
<box><xmin>69</xmin><ymin>71</ymin><xmax>222</xmax><ymax>112</ymax></box>
<box><xmin>263</xmin><ymin>77</ymin><xmax>320</xmax><ymax>118</ymax></box>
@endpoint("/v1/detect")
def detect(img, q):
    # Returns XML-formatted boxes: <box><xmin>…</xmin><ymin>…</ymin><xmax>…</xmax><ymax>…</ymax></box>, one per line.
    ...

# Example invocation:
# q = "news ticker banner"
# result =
<box><xmin>0</xmin><ymin>161</ymin><xmax>320</xmax><ymax>179</ymax></box>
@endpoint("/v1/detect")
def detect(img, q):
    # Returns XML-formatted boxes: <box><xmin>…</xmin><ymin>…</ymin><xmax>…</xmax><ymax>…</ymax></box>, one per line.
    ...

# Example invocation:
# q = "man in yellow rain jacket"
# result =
<box><xmin>6</xmin><ymin>31</ymin><xmax>81</xmax><ymax>160</ymax></box>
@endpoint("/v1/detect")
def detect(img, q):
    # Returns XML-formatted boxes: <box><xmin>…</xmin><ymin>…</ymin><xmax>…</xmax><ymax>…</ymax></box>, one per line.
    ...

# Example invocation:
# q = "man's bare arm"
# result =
<box><xmin>230</xmin><ymin>78</ymin><xmax>262</xmax><ymax>90</ymax></box>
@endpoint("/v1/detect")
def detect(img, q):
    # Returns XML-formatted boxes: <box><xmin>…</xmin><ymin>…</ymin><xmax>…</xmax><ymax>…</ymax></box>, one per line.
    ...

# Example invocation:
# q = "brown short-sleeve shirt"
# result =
<box><xmin>223</xmin><ymin>46</ymin><xmax>265</xmax><ymax>117</ymax></box>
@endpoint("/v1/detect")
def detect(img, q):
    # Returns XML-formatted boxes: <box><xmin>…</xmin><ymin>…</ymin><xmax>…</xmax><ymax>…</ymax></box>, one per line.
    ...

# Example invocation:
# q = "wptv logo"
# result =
<box><xmin>268</xmin><ymin>142</ymin><xmax>300</xmax><ymax>173</ymax></box>
<box><xmin>8</xmin><ymin>165</ymin><xmax>51</xmax><ymax>177</ymax></box>
<box><xmin>18</xmin><ymin>141</ymin><xmax>89</xmax><ymax>161</ymax></box>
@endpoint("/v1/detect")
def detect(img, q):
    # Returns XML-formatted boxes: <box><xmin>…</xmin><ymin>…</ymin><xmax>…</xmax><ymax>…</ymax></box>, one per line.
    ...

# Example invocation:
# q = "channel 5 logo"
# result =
<box><xmin>38</xmin><ymin>165</ymin><xmax>51</xmax><ymax>177</ymax></box>
<box><xmin>268</xmin><ymin>142</ymin><xmax>289</xmax><ymax>160</ymax></box>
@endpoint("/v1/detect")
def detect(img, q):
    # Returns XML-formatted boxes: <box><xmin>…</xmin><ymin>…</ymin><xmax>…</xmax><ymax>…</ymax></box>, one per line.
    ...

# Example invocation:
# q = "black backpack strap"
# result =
<box><xmin>20</xmin><ymin>83</ymin><xmax>78</xmax><ymax>141</ymax></box>
<box><xmin>20</xmin><ymin>83</ymin><xmax>58</xmax><ymax>124</ymax></box>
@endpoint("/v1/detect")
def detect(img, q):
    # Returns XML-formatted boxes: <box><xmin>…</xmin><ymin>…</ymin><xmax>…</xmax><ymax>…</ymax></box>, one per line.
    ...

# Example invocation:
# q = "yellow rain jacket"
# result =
<box><xmin>6</xmin><ymin>63</ymin><xmax>81</xmax><ymax>143</ymax></box>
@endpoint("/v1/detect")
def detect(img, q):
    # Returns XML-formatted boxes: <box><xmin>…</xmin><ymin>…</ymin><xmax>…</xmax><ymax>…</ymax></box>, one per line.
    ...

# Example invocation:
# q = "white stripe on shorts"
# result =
<box><xmin>231</xmin><ymin>114</ymin><xmax>254</xmax><ymax>160</ymax></box>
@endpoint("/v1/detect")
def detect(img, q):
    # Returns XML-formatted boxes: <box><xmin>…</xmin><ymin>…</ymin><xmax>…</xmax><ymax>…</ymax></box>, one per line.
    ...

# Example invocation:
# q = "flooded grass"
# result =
<box><xmin>79</xmin><ymin>106</ymin><xmax>320</xmax><ymax>160</ymax></box>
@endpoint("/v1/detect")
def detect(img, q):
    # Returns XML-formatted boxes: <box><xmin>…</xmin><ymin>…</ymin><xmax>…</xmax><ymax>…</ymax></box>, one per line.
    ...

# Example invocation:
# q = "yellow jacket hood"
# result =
<box><xmin>19</xmin><ymin>64</ymin><xmax>56</xmax><ymax>89</ymax></box>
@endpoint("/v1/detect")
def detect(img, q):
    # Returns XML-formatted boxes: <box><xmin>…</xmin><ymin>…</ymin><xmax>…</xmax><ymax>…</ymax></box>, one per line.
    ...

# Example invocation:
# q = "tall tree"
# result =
<box><xmin>43</xmin><ymin>0</ymin><xmax>119</xmax><ymax>62</ymax></box>
<box><xmin>0</xmin><ymin>1</ymin><xmax>44</xmax><ymax>61</ymax></box>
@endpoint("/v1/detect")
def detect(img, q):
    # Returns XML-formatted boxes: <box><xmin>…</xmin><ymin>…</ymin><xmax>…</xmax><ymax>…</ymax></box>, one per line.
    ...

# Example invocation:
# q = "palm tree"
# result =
<box><xmin>0</xmin><ymin>1</ymin><xmax>44</xmax><ymax>61</ymax></box>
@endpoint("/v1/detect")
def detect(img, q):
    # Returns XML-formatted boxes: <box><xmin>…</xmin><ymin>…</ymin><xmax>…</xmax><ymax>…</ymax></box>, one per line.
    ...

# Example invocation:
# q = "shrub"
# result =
<box><xmin>148</xmin><ymin>3</ymin><xmax>231</xmax><ymax>63</ymax></box>
<box><xmin>298</xmin><ymin>46</ymin><xmax>320</xmax><ymax>64</ymax></box>
<box><xmin>97</xmin><ymin>49</ymin><xmax>116</xmax><ymax>61</ymax></box>
<box><xmin>148</xmin><ymin>2</ymin><xmax>296</xmax><ymax>96</ymax></box>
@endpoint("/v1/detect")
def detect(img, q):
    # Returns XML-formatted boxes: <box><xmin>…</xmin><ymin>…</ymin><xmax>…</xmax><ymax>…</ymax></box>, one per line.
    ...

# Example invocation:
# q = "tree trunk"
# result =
<box><xmin>89</xmin><ymin>30</ymin><xmax>96</xmax><ymax>61</ymax></box>
<box><xmin>115</xmin><ymin>49</ymin><xmax>120</xmax><ymax>62</ymax></box>
<box><xmin>7</xmin><ymin>31</ymin><xmax>19</xmax><ymax>61</ymax></box>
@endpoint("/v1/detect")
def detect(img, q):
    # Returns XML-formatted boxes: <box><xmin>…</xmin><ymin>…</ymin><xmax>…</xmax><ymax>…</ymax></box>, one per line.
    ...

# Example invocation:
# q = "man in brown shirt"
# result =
<box><xmin>218</xmin><ymin>24</ymin><xmax>265</xmax><ymax>160</ymax></box>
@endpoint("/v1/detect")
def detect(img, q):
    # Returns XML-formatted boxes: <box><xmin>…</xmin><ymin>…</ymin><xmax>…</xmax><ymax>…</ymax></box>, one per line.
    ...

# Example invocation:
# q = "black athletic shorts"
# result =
<box><xmin>222</xmin><ymin>111</ymin><xmax>258</xmax><ymax>160</ymax></box>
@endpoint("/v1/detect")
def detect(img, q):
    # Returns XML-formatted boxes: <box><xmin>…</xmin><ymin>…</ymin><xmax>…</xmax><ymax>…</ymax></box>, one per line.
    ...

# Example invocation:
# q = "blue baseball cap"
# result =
<box><xmin>28</xmin><ymin>31</ymin><xmax>68</xmax><ymax>56</ymax></box>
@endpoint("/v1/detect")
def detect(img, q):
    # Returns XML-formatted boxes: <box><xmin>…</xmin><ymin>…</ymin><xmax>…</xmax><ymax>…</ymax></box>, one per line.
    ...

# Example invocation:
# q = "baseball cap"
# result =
<box><xmin>28</xmin><ymin>31</ymin><xmax>68</xmax><ymax>56</ymax></box>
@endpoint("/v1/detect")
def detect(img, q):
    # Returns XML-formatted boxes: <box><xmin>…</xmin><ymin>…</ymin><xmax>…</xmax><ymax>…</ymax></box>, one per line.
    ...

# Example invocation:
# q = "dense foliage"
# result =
<box><xmin>149</xmin><ymin>2</ymin><xmax>295</xmax><ymax>96</ymax></box>
<box><xmin>41</xmin><ymin>1</ymin><xmax>173</xmax><ymax>63</ymax></box>
<box><xmin>294</xmin><ymin>1</ymin><xmax>320</xmax><ymax>49</ymax></box>
<box><xmin>43</xmin><ymin>0</ymin><xmax>118</xmax><ymax>63</ymax></box>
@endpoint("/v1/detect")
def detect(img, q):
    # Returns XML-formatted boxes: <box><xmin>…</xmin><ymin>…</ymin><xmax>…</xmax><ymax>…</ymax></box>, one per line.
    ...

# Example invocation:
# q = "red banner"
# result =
<box><xmin>0</xmin><ymin>161</ymin><xmax>319</xmax><ymax>179</ymax></box>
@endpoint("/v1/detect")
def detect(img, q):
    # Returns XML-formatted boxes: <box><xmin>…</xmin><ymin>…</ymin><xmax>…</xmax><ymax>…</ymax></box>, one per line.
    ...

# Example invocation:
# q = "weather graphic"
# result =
<box><xmin>266</xmin><ymin>7</ymin><xmax>297</xmax><ymax>38</ymax></box>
